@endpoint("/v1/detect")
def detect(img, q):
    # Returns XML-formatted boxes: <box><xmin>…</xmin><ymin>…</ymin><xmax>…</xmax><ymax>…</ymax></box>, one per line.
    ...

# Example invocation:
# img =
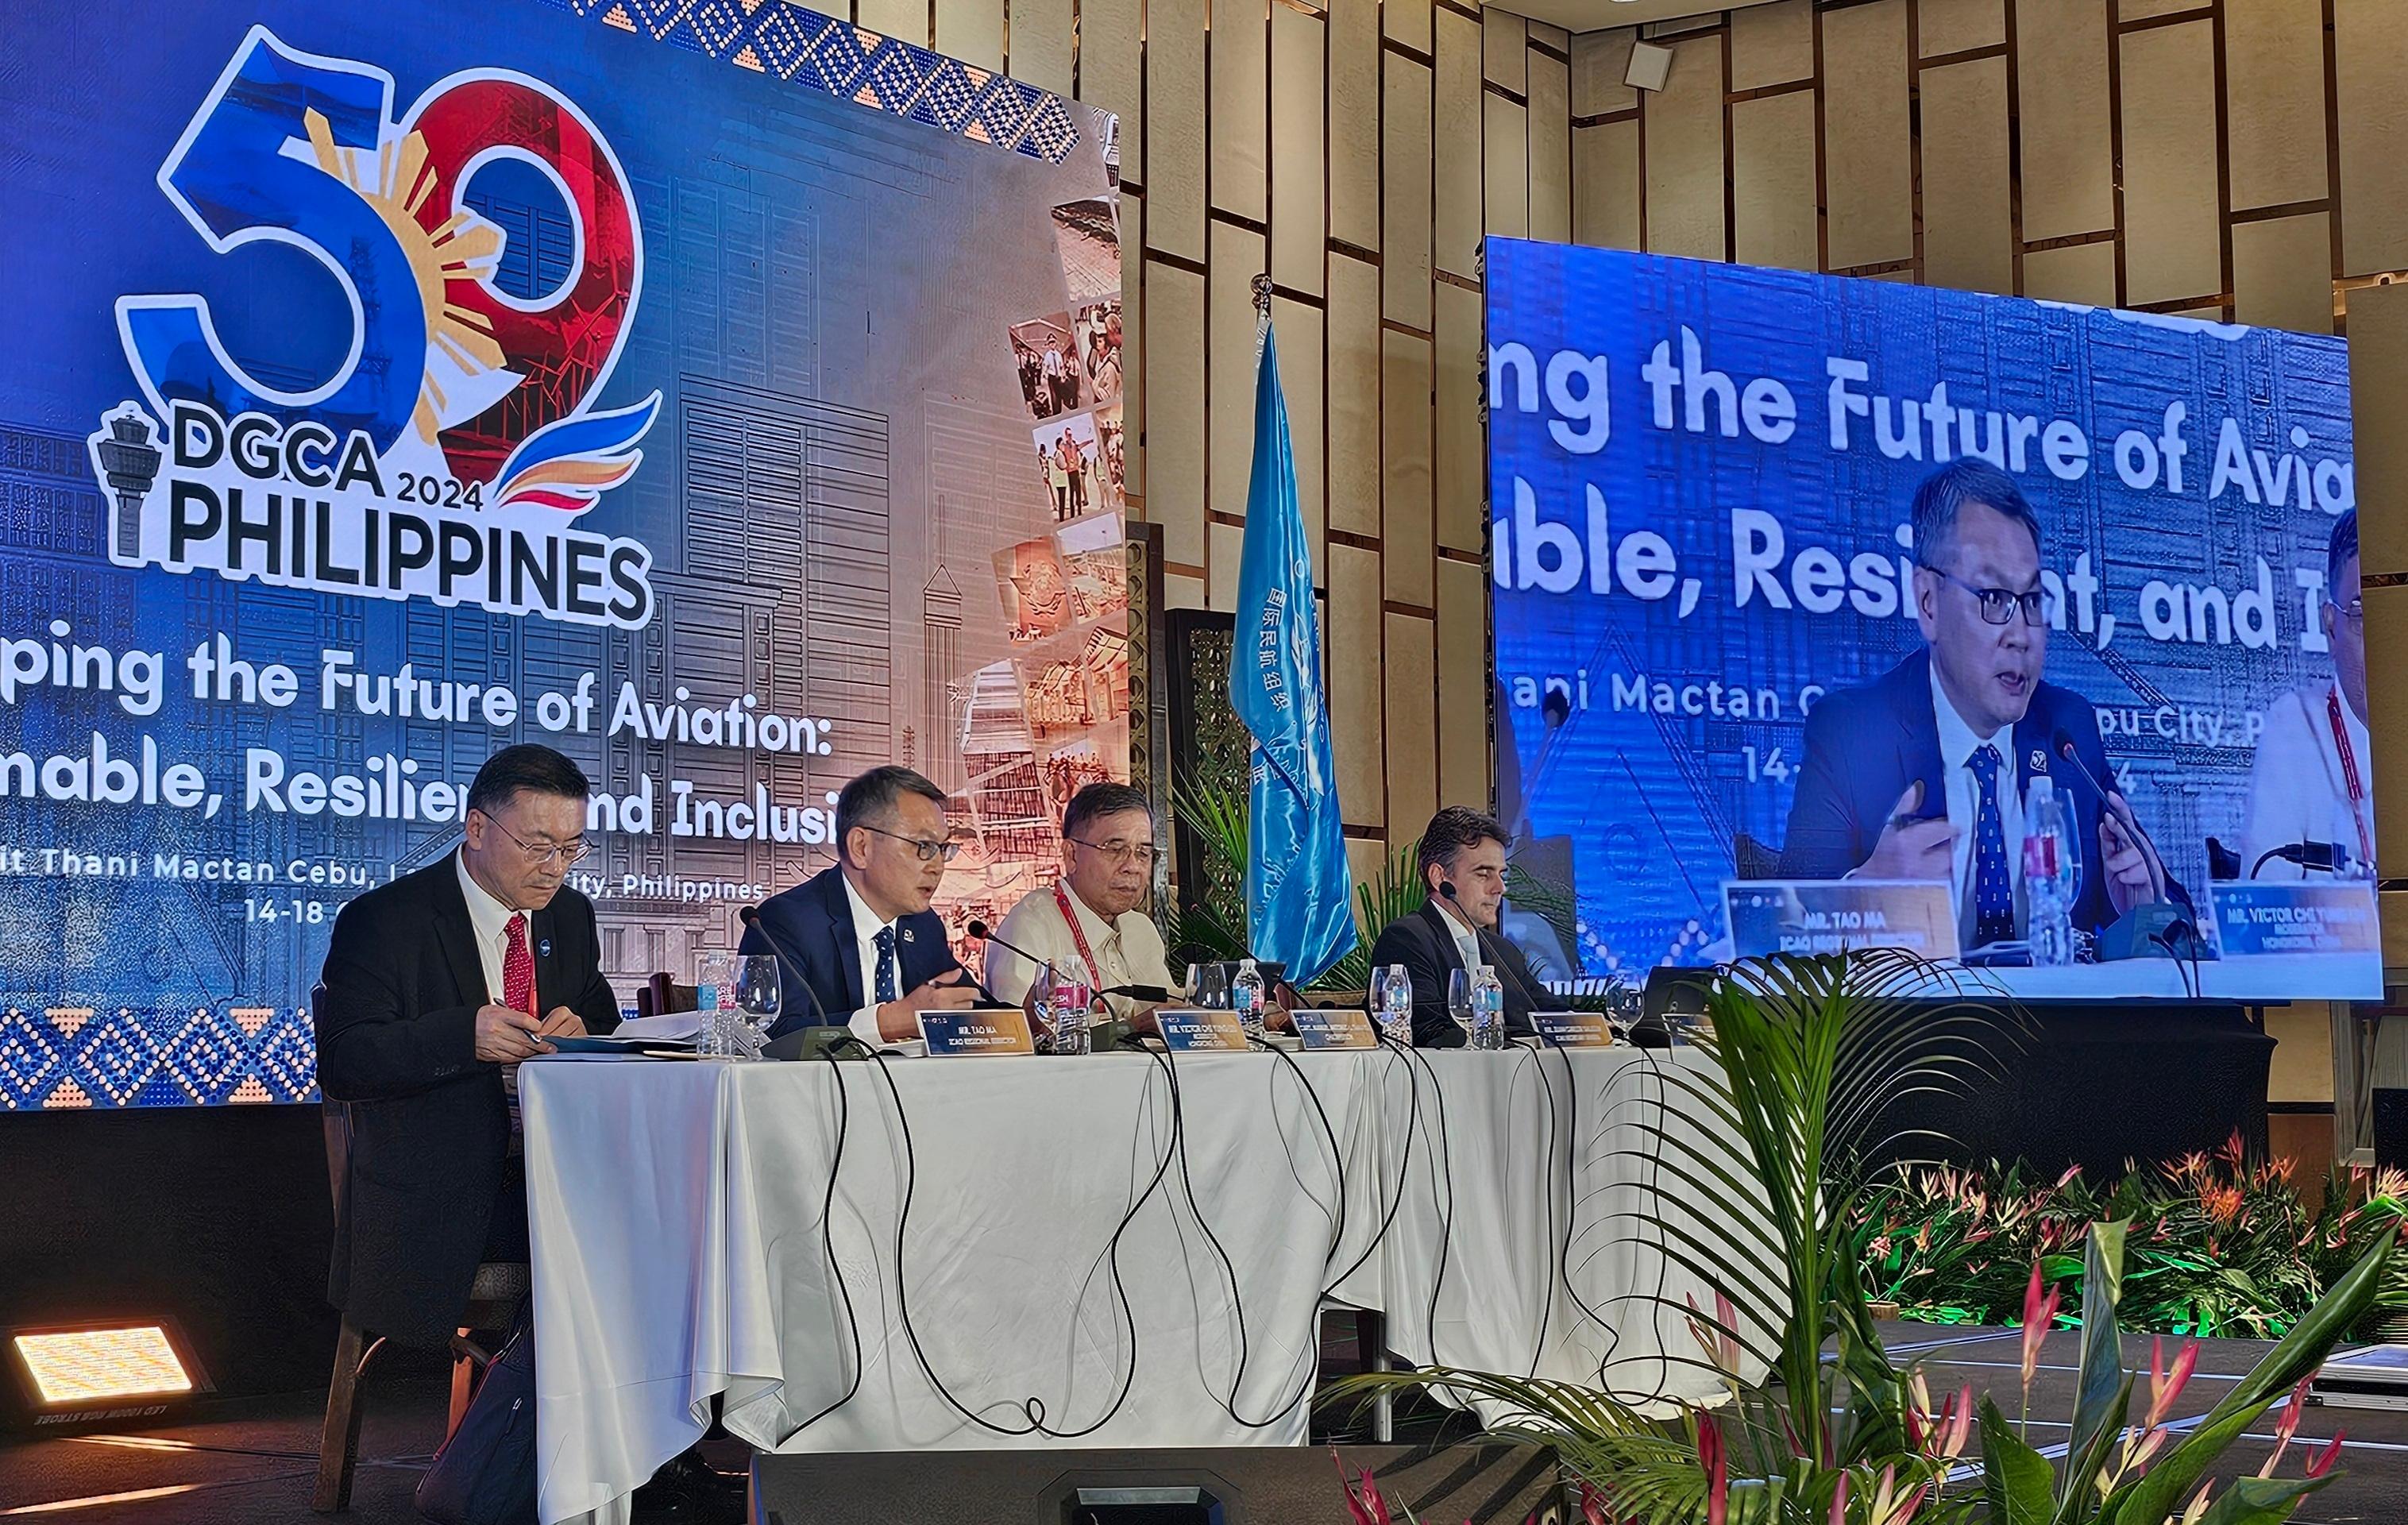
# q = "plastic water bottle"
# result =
<box><xmin>1231</xmin><ymin>958</ymin><xmax>1267</xmax><ymax>1040</ymax></box>
<box><xmin>695</xmin><ymin>951</ymin><xmax>735</xmax><ymax>1058</ymax></box>
<box><xmin>1373</xmin><ymin>963</ymin><xmax>1414</xmax><ymax>1046</ymax></box>
<box><xmin>1470</xmin><ymin>965</ymin><xmax>1507</xmax><ymax>1049</ymax></box>
<box><xmin>2022</xmin><ymin>778</ymin><xmax>2076</xmax><ymax>967</ymax></box>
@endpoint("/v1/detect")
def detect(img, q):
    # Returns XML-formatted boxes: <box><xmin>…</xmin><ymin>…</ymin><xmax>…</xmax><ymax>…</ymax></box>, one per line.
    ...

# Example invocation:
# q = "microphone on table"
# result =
<box><xmin>1439</xmin><ymin>880</ymin><xmax>1549</xmax><ymax>1039</ymax></box>
<box><xmin>2252</xmin><ymin>840</ymin><xmax>2352</xmax><ymax>878</ymax></box>
<box><xmin>739</xmin><ymin>904</ymin><xmax>859</xmax><ymax>1060</ymax></box>
<box><xmin>2051</xmin><ymin>729</ymin><xmax>2121</xmax><ymax>803</ymax></box>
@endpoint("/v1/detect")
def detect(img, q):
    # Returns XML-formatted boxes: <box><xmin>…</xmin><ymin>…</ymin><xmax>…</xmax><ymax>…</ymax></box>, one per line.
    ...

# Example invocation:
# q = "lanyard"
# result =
<box><xmin>2328</xmin><ymin>686</ymin><xmax>2372</xmax><ymax>867</ymax></box>
<box><xmin>1054</xmin><ymin>882</ymin><xmax>1106</xmax><ymax>979</ymax></box>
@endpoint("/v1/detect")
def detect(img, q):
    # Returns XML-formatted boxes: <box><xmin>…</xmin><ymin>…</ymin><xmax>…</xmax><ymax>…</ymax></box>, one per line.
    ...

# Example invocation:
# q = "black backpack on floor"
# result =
<box><xmin>416</xmin><ymin>1302</ymin><xmax>537</xmax><ymax>1525</ymax></box>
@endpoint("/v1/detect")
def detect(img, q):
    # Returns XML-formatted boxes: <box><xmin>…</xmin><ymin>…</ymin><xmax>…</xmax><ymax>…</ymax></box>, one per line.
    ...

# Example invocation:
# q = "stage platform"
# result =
<box><xmin>2</xmin><ymin>1326</ymin><xmax>2402</xmax><ymax>1523</ymax></box>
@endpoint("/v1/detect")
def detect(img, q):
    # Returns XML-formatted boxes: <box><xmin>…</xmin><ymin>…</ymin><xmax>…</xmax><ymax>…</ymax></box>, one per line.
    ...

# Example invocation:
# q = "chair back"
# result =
<box><xmin>639</xmin><ymin>973</ymin><xmax>699</xmax><ymax>1018</ymax></box>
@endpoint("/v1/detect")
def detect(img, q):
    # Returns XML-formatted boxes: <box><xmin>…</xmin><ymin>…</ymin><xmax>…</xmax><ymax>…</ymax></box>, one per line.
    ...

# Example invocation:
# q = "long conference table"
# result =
<box><xmin>519</xmin><ymin>1043</ymin><xmax>1762</xmax><ymax>1525</ymax></box>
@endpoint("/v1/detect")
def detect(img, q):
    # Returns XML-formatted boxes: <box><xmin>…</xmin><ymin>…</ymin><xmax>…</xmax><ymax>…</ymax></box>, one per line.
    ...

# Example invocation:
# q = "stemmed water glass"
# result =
<box><xmin>731</xmin><ymin>955</ymin><xmax>782</xmax><ymax>1060</ymax></box>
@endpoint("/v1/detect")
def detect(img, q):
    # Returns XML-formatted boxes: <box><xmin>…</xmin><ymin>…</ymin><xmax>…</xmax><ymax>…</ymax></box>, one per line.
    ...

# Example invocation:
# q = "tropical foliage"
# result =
<box><xmin>1318</xmin><ymin>950</ymin><xmax>2398</xmax><ymax>1524</ymax></box>
<box><xmin>1851</xmin><ymin>1146</ymin><xmax>2408</xmax><ymax>1338</ymax></box>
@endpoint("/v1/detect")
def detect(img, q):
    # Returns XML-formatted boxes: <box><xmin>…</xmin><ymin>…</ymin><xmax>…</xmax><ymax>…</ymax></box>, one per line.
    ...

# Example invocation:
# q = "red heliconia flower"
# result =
<box><xmin>2145</xmin><ymin>1335</ymin><xmax>2202</xmax><ymax>1430</ymax></box>
<box><xmin>2305</xmin><ymin>1432</ymin><xmax>2346</xmax><ymax>1481</ymax></box>
<box><xmin>2020</xmin><ymin>1261</ymin><xmax>2062</xmax><ymax>1388</ymax></box>
<box><xmin>1579</xmin><ymin>1480</ymin><xmax>1612</xmax><ymax>1525</ymax></box>
<box><xmin>2255</xmin><ymin>1377</ymin><xmax>2315</xmax><ymax>1480</ymax></box>
<box><xmin>1698</xmin><ymin>1413</ymin><xmax>1730</xmax><ymax>1525</ymax></box>
<box><xmin>1827</xmin><ymin>1470</ymin><xmax>1850</xmax><ymax>1525</ymax></box>
<box><xmin>1333</xmin><ymin>1449</ymin><xmax>1393</xmax><ymax>1525</ymax></box>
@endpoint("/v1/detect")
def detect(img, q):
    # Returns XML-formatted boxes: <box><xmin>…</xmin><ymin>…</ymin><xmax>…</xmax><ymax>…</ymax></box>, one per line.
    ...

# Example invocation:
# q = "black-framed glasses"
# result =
<box><xmin>476</xmin><ymin>810</ymin><xmax>590</xmax><ymax>868</ymax></box>
<box><xmin>859</xmin><ymin>824</ymin><xmax>963</xmax><ymax>863</ymax></box>
<box><xmin>1928</xmin><ymin>568</ymin><xmax>2047</xmax><ymax>627</ymax></box>
<box><xmin>1069</xmin><ymin>836</ymin><xmax>1160</xmax><ymax>867</ymax></box>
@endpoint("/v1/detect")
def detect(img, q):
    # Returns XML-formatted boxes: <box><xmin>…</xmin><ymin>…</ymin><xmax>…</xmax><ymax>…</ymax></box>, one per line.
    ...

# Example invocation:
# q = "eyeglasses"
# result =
<box><xmin>477</xmin><ymin>811</ymin><xmax>590</xmax><ymax>868</ymax></box>
<box><xmin>1928</xmin><ymin>568</ymin><xmax>2047</xmax><ymax>627</ymax></box>
<box><xmin>859</xmin><ymin>824</ymin><xmax>963</xmax><ymax>863</ymax></box>
<box><xmin>1069</xmin><ymin>837</ymin><xmax>1160</xmax><ymax>867</ymax></box>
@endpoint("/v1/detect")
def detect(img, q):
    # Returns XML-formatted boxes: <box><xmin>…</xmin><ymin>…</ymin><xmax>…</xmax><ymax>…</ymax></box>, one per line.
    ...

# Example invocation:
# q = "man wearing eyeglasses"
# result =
<box><xmin>1778</xmin><ymin>461</ymin><xmax>2180</xmax><ymax>951</ymax></box>
<box><xmin>2241</xmin><ymin>510</ymin><xmax>2375</xmax><ymax>881</ymax></box>
<box><xmin>743</xmin><ymin>765</ymin><xmax>984</xmax><ymax>1043</ymax></box>
<box><xmin>314</xmin><ymin>743</ymin><xmax>618</xmax><ymax>1346</ymax></box>
<box><xmin>982</xmin><ymin>782</ymin><xmax>1179</xmax><ymax>1026</ymax></box>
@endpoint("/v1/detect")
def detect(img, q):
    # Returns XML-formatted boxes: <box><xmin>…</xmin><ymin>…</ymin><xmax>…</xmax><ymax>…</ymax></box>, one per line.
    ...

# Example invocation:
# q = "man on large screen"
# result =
<box><xmin>1777</xmin><ymin>461</ymin><xmax>2182</xmax><ymax>950</ymax></box>
<box><xmin>2240</xmin><ymin>510</ymin><xmax>2375</xmax><ymax>881</ymax></box>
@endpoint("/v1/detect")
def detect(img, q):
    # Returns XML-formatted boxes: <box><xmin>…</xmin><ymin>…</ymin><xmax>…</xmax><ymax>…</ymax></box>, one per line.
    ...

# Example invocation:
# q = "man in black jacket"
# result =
<box><xmin>1366</xmin><ymin>806</ymin><xmax>1546</xmax><ymax>1048</ymax></box>
<box><xmin>314</xmin><ymin>743</ymin><xmax>618</xmax><ymax>1345</ymax></box>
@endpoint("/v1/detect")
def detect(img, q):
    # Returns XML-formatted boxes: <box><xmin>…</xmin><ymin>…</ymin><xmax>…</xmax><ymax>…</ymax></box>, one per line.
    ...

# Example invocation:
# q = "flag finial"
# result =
<box><xmin>1251</xmin><ymin>272</ymin><xmax>1273</xmax><ymax>324</ymax></box>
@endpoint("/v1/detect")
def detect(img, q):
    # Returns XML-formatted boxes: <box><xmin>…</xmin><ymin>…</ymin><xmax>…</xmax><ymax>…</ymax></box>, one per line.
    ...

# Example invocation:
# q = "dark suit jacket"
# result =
<box><xmin>741</xmin><ymin>864</ymin><xmax>967</xmax><ymax>1039</ymax></box>
<box><xmin>1364</xmin><ymin>899</ymin><xmax>1545</xmax><ymax>1048</ymax></box>
<box><xmin>313</xmin><ymin>855</ymin><xmax>617</xmax><ymax>1343</ymax></box>
<box><xmin>1776</xmin><ymin>649</ymin><xmax>2188</xmax><ymax>940</ymax></box>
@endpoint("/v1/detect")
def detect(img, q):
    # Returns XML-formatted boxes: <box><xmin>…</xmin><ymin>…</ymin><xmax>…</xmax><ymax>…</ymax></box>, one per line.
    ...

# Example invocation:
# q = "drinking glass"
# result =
<box><xmin>1186</xmin><ymin>962</ymin><xmax>1229</xmax><ymax>1010</ymax></box>
<box><xmin>1445</xmin><ymin>968</ymin><xmax>1474</xmax><ymax>1040</ymax></box>
<box><xmin>731</xmin><ymin>955</ymin><xmax>782</xmax><ymax>1059</ymax></box>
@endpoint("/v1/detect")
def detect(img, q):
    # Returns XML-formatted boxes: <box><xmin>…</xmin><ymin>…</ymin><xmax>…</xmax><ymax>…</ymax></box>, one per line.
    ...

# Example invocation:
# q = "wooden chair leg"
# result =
<box><xmin>313</xmin><ymin>1320</ymin><xmax>374</xmax><ymax>1513</ymax></box>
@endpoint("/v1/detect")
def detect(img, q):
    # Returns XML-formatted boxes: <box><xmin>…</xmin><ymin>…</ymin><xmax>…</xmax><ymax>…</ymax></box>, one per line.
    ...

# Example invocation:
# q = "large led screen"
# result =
<box><xmin>1488</xmin><ymin>242</ymin><xmax>2376</xmax><ymax>1000</ymax></box>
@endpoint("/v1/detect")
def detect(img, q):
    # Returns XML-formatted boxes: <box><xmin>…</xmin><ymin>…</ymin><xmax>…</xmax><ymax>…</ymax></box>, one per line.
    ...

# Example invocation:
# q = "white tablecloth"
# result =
<box><xmin>519</xmin><ymin>1044</ymin><xmax>1757</xmax><ymax>1525</ymax></box>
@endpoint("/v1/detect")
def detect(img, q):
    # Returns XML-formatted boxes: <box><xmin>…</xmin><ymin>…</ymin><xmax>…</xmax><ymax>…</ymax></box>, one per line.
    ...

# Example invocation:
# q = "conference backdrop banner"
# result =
<box><xmin>0</xmin><ymin>2</ymin><xmax>1129</xmax><ymax>1107</ymax></box>
<box><xmin>1488</xmin><ymin>241</ymin><xmax>2377</xmax><ymax>1002</ymax></box>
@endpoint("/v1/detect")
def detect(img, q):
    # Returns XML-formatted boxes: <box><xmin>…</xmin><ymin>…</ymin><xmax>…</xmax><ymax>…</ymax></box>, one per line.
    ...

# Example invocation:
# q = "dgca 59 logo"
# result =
<box><xmin>87</xmin><ymin>26</ymin><xmax>660</xmax><ymax>627</ymax></box>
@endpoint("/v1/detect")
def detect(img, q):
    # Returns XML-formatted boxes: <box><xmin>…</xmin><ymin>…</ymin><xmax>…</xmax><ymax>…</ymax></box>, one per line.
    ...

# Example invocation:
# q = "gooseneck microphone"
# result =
<box><xmin>2051</xmin><ymin>728</ymin><xmax>2119</xmax><ymax>802</ymax></box>
<box><xmin>1438</xmin><ymin>881</ymin><xmax>1547</xmax><ymax>1027</ymax></box>
<box><xmin>964</xmin><ymin>918</ymin><xmax>1044</xmax><ymax>969</ymax></box>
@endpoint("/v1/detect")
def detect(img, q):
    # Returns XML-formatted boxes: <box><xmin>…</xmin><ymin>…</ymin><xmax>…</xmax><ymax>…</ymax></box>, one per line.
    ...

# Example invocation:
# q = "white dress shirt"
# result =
<box><xmin>841</xmin><ymin>874</ymin><xmax>905</xmax><ymax>1048</ymax></box>
<box><xmin>2242</xmin><ymin>681</ymin><xmax>2376</xmax><ymax>881</ymax></box>
<box><xmin>986</xmin><ymin>880</ymin><xmax>1175</xmax><ymax>1020</ymax></box>
<box><xmin>1931</xmin><ymin>663</ymin><xmax>2024</xmax><ymax>940</ymax></box>
<box><xmin>455</xmin><ymin>850</ymin><xmax>529</xmax><ymax>1009</ymax></box>
<box><xmin>1431</xmin><ymin>898</ymin><xmax>1488</xmax><ymax>975</ymax></box>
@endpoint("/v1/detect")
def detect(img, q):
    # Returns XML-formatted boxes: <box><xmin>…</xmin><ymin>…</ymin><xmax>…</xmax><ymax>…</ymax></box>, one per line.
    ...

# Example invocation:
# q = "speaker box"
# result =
<box><xmin>2375</xmin><ymin>1087</ymin><xmax>2408</xmax><ymax>1172</ymax></box>
<box><xmin>752</xmin><ymin>1442</ymin><xmax>1561</xmax><ymax>1525</ymax></box>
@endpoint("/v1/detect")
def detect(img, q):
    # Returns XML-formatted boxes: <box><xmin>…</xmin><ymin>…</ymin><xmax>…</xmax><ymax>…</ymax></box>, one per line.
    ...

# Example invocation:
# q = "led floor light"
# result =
<box><xmin>6</xmin><ymin>1323</ymin><xmax>206</xmax><ymax>1428</ymax></box>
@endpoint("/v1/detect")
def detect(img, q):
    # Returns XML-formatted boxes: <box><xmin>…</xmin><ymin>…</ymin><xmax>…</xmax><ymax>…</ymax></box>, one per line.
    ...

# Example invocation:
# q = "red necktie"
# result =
<box><xmin>504</xmin><ymin>913</ymin><xmax>535</xmax><ymax>1017</ymax></box>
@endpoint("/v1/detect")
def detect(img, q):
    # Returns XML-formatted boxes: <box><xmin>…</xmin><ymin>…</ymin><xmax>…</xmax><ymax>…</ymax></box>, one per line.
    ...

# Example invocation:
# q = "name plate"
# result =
<box><xmin>1724</xmin><ymin>880</ymin><xmax>1960</xmax><ymax>960</ymax></box>
<box><xmin>1530</xmin><ymin>1010</ymin><xmax>1615</xmax><ymax>1048</ymax></box>
<box><xmin>1291</xmin><ymin>1006</ymin><xmax>1376</xmax><ymax>1050</ymax></box>
<box><xmin>2209</xmin><ymin>881</ymin><xmax>2381</xmax><ymax>958</ymax></box>
<box><xmin>1156</xmin><ymin>1007</ymin><xmax>1248</xmax><ymax>1052</ymax></box>
<box><xmin>917</xmin><ymin>1006</ymin><xmax>1036</xmax><ymax>1057</ymax></box>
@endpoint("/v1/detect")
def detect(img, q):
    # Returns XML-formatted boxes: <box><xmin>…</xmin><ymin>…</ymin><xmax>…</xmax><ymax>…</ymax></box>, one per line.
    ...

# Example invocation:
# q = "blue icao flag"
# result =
<box><xmin>1229</xmin><ymin>328</ymin><xmax>1356</xmax><ymax>986</ymax></box>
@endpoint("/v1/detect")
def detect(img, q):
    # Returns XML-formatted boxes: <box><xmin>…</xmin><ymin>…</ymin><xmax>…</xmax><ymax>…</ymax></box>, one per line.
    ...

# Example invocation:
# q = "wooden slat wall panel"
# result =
<box><xmin>1271</xmin><ymin>5</ymin><xmax>1328</xmax><ymax>295</ymax></box>
<box><xmin>1642</xmin><ymin>37</ymin><xmax>1727</xmax><ymax>261</ymax></box>
<box><xmin>1007</xmin><ymin>0</ymin><xmax>1074</xmax><ymax>95</ymax></box>
<box><xmin>1329</xmin><ymin>0</ymin><xmax>1384</xmax><ymax>252</ymax></box>
<box><xmin>1273</xmin><ymin>295</ymin><xmax>1330</xmax><ymax>577</ymax></box>
<box><xmin>1530</xmin><ymin>51</ymin><xmax>1573</xmax><ymax>243</ymax></box>
<box><xmin>1383</xmin><ymin>55</ymin><xmax>1435</xmax><ymax>327</ymax></box>
<box><xmin>1435</xmin><ymin>8</ymin><xmax>1486</xmax><ymax>281</ymax></box>
<box><xmin>1383</xmin><ymin>612</ymin><xmax>1440</xmax><ymax>832</ymax></box>
<box><xmin>1212</xmin><ymin>0</ymin><xmax>1271</xmax><ymax>222</ymax></box>
<box><xmin>1822</xmin><ymin>0</ymin><xmax>1915</xmax><ymax>271</ymax></box>
<box><xmin>1485</xmin><ymin>94</ymin><xmax>1530</xmax><ymax>241</ymax></box>
<box><xmin>2118</xmin><ymin>0</ymin><xmax>2197</xmax><ymax>17</ymax></box>
<box><xmin>1145</xmin><ymin>261</ymin><xmax>1206</xmax><ymax>567</ymax></box>
<box><xmin>1148</xmin><ymin>0</ymin><xmax>1208</xmax><ymax>261</ymax></box>
<box><xmin>2020</xmin><ymin>241</ymin><xmax>2118</xmax><ymax>305</ymax></box>
<box><xmin>2349</xmin><ymin>283</ymin><xmax>2408</xmax><ymax>577</ymax></box>
<box><xmin>1434</xmin><ymin>281</ymin><xmax>1484</xmax><ymax>555</ymax></box>
<box><xmin>1208</xmin><ymin>224</ymin><xmax>1268</xmax><ymax>523</ymax></box>
<box><xmin>2226</xmin><ymin>0</ymin><xmax>2329</xmax><ymax>211</ymax></box>
<box><xmin>1919</xmin><ymin>0</ymin><xmax>2005</xmax><ymax>58</ymax></box>
<box><xmin>1920</xmin><ymin>56</ymin><xmax>2015</xmax><ymax>295</ymax></box>
<box><xmin>1731</xmin><ymin>0</ymin><xmax>1813</xmax><ymax>91</ymax></box>
<box><xmin>1485</xmin><ymin>8</ymin><xmax>1529</xmax><ymax>92</ymax></box>
<box><xmin>1731</xmin><ymin>92</ymin><xmax>1820</xmax><ymax>272</ymax></box>
<box><xmin>857</xmin><ymin>0</ymin><xmax>927</xmax><ymax>44</ymax></box>
<box><xmin>2015</xmin><ymin>0</ymin><xmax>2114</xmax><ymax>244</ymax></box>
<box><xmin>2335</xmin><ymin>0</ymin><xmax>2408</xmax><ymax>276</ymax></box>
<box><xmin>1326</xmin><ymin>254</ymin><xmax>1383</xmax><ymax>539</ymax></box>
<box><xmin>1076</xmin><ymin>0</ymin><xmax>1137</xmax><ymax>168</ymax></box>
<box><xmin>1437</xmin><ymin>558</ymin><xmax>1491</xmax><ymax>810</ymax></box>
<box><xmin>1382</xmin><ymin>332</ymin><xmax>1436</xmax><ymax>608</ymax></box>
<box><xmin>2119</xmin><ymin>21</ymin><xmax>2222</xmax><ymax>307</ymax></box>
<box><xmin>1327</xmin><ymin>542</ymin><xmax>1387</xmax><ymax>829</ymax></box>
<box><xmin>1573</xmin><ymin>121</ymin><xmax>1642</xmax><ymax>251</ymax></box>
<box><xmin>1572</xmin><ymin>28</ymin><xmax>1638</xmax><ymax>117</ymax></box>
<box><xmin>1385</xmin><ymin>0</ymin><xmax>1433</xmax><ymax>56</ymax></box>
<box><xmin>2232</xmin><ymin>214</ymin><xmax>2336</xmax><ymax>336</ymax></box>
<box><xmin>936</xmin><ymin>0</ymin><xmax>1004</xmax><ymax>70</ymax></box>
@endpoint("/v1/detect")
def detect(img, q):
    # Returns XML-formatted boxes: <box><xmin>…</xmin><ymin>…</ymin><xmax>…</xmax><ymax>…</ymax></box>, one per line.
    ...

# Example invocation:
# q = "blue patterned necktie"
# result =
<box><xmin>873</xmin><ymin>925</ymin><xmax>900</xmax><ymax>1004</ymax></box>
<box><xmin>1968</xmin><ymin>744</ymin><xmax>2015</xmax><ymax>946</ymax></box>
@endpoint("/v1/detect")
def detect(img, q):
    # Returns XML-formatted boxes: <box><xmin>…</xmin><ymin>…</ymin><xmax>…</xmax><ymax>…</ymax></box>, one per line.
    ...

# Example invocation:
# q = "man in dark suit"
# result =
<box><xmin>742</xmin><ymin>766</ymin><xmax>983</xmax><ymax>1043</ymax></box>
<box><xmin>314</xmin><ymin>744</ymin><xmax>618</xmax><ymax>1345</ymax></box>
<box><xmin>1777</xmin><ymin>461</ymin><xmax>2181</xmax><ymax>949</ymax></box>
<box><xmin>1366</xmin><ymin>806</ymin><xmax>1546</xmax><ymax>1048</ymax></box>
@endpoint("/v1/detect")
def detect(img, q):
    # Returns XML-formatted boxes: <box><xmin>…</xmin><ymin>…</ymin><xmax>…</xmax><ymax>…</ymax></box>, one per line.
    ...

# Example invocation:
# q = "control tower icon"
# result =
<box><xmin>91</xmin><ymin>407</ymin><xmax>162</xmax><ymax>563</ymax></box>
